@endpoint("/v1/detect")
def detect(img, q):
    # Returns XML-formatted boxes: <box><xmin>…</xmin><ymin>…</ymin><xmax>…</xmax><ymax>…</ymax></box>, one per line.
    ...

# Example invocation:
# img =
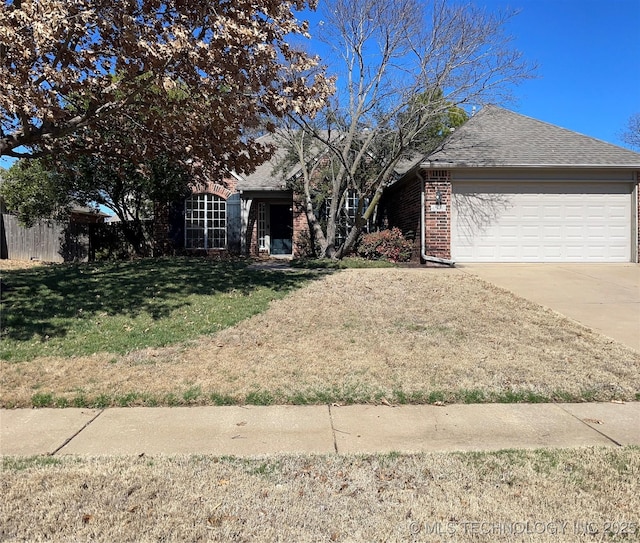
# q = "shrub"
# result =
<box><xmin>357</xmin><ymin>228</ymin><xmax>413</xmax><ymax>262</ymax></box>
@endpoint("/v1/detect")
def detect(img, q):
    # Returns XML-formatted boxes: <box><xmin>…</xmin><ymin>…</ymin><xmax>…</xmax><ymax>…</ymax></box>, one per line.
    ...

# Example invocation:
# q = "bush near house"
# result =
<box><xmin>357</xmin><ymin>228</ymin><xmax>413</xmax><ymax>262</ymax></box>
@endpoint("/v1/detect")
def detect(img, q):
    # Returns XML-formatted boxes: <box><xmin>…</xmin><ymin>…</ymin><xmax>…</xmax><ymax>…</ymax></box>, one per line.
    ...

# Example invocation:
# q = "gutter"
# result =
<box><xmin>418</xmin><ymin>169</ymin><xmax>455</xmax><ymax>267</ymax></box>
<box><xmin>422</xmin><ymin>162</ymin><xmax>640</xmax><ymax>170</ymax></box>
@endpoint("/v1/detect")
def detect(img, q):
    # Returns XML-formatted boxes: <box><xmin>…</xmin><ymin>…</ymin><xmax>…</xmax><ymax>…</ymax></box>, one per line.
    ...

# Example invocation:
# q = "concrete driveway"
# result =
<box><xmin>461</xmin><ymin>264</ymin><xmax>640</xmax><ymax>352</ymax></box>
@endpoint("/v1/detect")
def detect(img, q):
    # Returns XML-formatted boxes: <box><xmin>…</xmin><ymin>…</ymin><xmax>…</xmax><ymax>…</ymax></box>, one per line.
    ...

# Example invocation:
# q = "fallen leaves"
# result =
<box><xmin>583</xmin><ymin>418</ymin><xmax>604</xmax><ymax>425</ymax></box>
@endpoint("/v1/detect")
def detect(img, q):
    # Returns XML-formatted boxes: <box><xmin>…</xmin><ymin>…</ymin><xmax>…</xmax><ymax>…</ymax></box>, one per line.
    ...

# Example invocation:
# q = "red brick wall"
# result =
<box><xmin>154</xmin><ymin>178</ymin><xmax>241</xmax><ymax>255</ymax></box>
<box><xmin>292</xmin><ymin>196</ymin><xmax>310</xmax><ymax>258</ymax></box>
<box><xmin>189</xmin><ymin>178</ymin><xmax>237</xmax><ymax>198</ymax></box>
<box><xmin>380</xmin><ymin>175</ymin><xmax>422</xmax><ymax>260</ymax></box>
<box><xmin>423</xmin><ymin>170</ymin><xmax>451</xmax><ymax>260</ymax></box>
<box><xmin>380</xmin><ymin>169</ymin><xmax>453</xmax><ymax>261</ymax></box>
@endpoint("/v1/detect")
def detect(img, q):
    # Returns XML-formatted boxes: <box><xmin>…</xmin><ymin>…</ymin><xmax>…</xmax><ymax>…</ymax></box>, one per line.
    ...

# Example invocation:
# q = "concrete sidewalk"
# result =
<box><xmin>2</xmin><ymin>403</ymin><xmax>639</xmax><ymax>457</ymax></box>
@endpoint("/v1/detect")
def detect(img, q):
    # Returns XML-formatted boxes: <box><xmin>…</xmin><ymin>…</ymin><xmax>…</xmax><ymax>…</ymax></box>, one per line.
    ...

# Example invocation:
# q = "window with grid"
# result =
<box><xmin>257</xmin><ymin>202</ymin><xmax>267</xmax><ymax>250</ymax></box>
<box><xmin>184</xmin><ymin>193</ymin><xmax>227</xmax><ymax>249</ymax></box>
<box><xmin>324</xmin><ymin>191</ymin><xmax>371</xmax><ymax>247</ymax></box>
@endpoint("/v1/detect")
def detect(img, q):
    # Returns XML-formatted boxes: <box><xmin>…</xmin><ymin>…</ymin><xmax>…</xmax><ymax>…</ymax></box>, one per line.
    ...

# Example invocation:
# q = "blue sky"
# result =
<box><xmin>302</xmin><ymin>0</ymin><xmax>640</xmax><ymax>149</ymax></box>
<box><xmin>472</xmin><ymin>0</ymin><xmax>640</xmax><ymax>148</ymax></box>
<box><xmin>1</xmin><ymin>0</ymin><xmax>638</xmax><ymax>172</ymax></box>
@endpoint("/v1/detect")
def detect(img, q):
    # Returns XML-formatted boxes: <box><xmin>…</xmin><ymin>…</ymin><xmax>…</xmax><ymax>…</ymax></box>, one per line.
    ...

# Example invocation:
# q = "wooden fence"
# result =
<box><xmin>0</xmin><ymin>213</ymin><xmax>91</xmax><ymax>262</ymax></box>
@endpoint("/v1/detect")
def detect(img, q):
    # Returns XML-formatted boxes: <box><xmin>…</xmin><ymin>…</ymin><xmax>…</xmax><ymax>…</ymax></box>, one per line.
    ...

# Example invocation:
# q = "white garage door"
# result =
<box><xmin>452</xmin><ymin>182</ymin><xmax>632</xmax><ymax>262</ymax></box>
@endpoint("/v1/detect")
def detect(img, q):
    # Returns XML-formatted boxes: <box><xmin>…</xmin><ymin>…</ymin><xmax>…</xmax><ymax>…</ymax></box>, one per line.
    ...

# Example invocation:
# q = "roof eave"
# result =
<box><xmin>421</xmin><ymin>161</ymin><xmax>640</xmax><ymax>169</ymax></box>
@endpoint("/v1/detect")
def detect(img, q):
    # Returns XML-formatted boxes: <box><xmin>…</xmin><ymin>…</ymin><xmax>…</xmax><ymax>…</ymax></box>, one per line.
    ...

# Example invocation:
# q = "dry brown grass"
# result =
<box><xmin>0</xmin><ymin>259</ymin><xmax>44</xmax><ymax>271</ymax></box>
<box><xmin>2</xmin><ymin>447</ymin><xmax>638</xmax><ymax>542</ymax></box>
<box><xmin>2</xmin><ymin>268</ymin><xmax>639</xmax><ymax>406</ymax></box>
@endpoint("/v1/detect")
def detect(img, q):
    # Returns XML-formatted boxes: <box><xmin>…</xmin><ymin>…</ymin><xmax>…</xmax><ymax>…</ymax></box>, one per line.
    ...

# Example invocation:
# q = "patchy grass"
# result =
<box><xmin>0</xmin><ymin>257</ymin><xmax>320</xmax><ymax>361</ymax></box>
<box><xmin>291</xmin><ymin>256</ymin><xmax>396</xmax><ymax>269</ymax></box>
<box><xmin>1</xmin><ymin>447</ymin><xmax>638</xmax><ymax>542</ymax></box>
<box><xmin>1</xmin><ymin>267</ymin><xmax>638</xmax><ymax>407</ymax></box>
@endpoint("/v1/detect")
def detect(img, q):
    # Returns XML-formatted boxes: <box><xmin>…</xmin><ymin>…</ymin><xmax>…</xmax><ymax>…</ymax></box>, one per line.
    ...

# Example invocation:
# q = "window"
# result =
<box><xmin>257</xmin><ymin>202</ymin><xmax>267</xmax><ymax>250</ymax></box>
<box><xmin>185</xmin><ymin>193</ymin><xmax>226</xmax><ymax>249</ymax></box>
<box><xmin>322</xmin><ymin>191</ymin><xmax>371</xmax><ymax>246</ymax></box>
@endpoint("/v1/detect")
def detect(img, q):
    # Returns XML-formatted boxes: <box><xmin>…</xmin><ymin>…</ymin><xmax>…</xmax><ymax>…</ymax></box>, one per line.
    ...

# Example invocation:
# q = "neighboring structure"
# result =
<box><xmin>0</xmin><ymin>204</ymin><xmax>108</xmax><ymax>262</ymax></box>
<box><xmin>382</xmin><ymin>105</ymin><xmax>640</xmax><ymax>263</ymax></box>
<box><xmin>155</xmin><ymin>105</ymin><xmax>640</xmax><ymax>263</ymax></box>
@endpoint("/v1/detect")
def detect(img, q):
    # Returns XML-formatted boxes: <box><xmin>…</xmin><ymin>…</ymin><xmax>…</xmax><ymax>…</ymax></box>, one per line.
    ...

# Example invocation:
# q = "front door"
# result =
<box><xmin>269</xmin><ymin>204</ymin><xmax>293</xmax><ymax>255</ymax></box>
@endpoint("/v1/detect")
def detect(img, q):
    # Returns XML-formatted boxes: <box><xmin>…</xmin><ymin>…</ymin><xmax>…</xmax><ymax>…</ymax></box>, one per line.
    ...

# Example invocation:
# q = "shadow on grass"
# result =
<box><xmin>0</xmin><ymin>257</ymin><xmax>327</xmax><ymax>346</ymax></box>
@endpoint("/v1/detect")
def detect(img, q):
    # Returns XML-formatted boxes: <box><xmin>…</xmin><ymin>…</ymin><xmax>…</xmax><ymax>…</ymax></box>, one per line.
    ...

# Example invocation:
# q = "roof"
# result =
<box><xmin>424</xmin><ymin>105</ymin><xmax>640</xmax><ymax>168</ymax></box>
<box><xmin>236</xmin><ymin>130</ymin><xmax>421</xmax><ymax>191</ymax></box>
<box><xmin>70</xmin><ymin>205</ymin><xmax>110</xmax><ymax>219</ymax></box>
<box><xmin>237</xmin><ymin>131</ymin><xmax>333</xmax><ymax>191</ymax></box>
<box><xmin>237</xmin><ymin>133</ymin><xmax>294</xmax><ymax>192</ymax></box>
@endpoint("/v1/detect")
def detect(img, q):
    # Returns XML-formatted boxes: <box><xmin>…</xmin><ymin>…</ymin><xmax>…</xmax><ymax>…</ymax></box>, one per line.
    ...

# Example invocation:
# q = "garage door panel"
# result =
<box><xmin>452</xmin><ymin>182</ymin><xmax>632</xmax><ymax>262</ymax></box>
<box><xmin>542</xmin><ymin>225</ymin><xmax>562</xmax><ymax>236</ymax></box>
<box><xmin>543</xmin><ymin>206</ymin><xmax>562</xmax><ymax>220</ymax></box>
<box><xmin>521</xmin><ymin>206</ymin><xmax>540</xmax><ymax>219</ymax></box>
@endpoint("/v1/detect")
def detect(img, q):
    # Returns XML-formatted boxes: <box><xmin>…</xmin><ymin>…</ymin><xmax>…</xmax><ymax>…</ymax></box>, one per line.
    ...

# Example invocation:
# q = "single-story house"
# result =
<box><xmin>382</xmin><ymin>105</ymin><xmax>640</xmax><ymax>263</ymax></box>
<box><xmin>154</xmin><ymin>134</ymin><xmax>309</xmax><ymax>258</ymax></box>
<box><xmin>155</xmin><ymin>105</ymin><xmax>640</xmax><ymax>263</ymax></box>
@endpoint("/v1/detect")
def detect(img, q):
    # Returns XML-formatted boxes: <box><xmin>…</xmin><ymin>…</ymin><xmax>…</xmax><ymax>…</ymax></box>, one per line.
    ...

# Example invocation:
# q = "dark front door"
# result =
<box><xmin>270</xmin><ymin>204</ymin><xmax>293</xmax><ymax>255</ymax></box>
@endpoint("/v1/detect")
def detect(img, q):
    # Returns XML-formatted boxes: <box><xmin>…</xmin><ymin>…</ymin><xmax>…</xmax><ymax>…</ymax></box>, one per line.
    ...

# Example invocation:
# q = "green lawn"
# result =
<box><xmin>0</xmin><ymin>258</ymin><xmax>320</xmax><ymax>361</ymax></box>
<box><xmin>2</xmin><ymin>259</ymin><xmax>637</xmax><ymax>408</ymax></box>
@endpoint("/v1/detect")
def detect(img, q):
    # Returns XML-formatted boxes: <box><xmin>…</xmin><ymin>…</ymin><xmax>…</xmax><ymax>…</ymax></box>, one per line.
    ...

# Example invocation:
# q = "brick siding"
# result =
<box><xmin>292</xmin><ymin>195</ymin><xmax>310</xmax><ymax>257</ymax></box>
<box><xmin>379</xmin><ymin>176</ymin><xmax>422</xmax><ymax>261</ymax></box>
<box><xmin>380</xmin><ymin>169</ymin><xmax>452</xmax><ymax>262</ymax></box>
<box><xmin>154</xmin><ymin>178</ymin><xmax>240</xmax><ymax>255</ymax></box>
<box><xmin>423</xmin><ymin>170</ymin><xmax>451</xmax><ymax>260</ymax></box>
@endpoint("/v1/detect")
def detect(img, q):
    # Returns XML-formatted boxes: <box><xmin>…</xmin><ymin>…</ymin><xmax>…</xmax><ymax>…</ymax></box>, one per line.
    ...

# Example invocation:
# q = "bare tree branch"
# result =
<box><xmin>278</xmin><ymin>0</ymin><xmax>535</xmax><ymax>258</ymax></box>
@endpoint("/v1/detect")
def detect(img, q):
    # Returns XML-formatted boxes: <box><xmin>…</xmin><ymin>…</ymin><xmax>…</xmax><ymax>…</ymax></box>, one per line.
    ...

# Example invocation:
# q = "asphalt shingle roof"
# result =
<box><xmin>238</xmin><ymin>130</ymin><xmax>423</xmax><ymax>190</ymax></box>
<box><xmin>237</xmin><ymin>133</ymin><xmax>294</xmax><ymax>191</ymax></box>
<box><xmin>425</xmin><ymin>105</ymin><xmax>640</xmax><ymax>168</ymax></box>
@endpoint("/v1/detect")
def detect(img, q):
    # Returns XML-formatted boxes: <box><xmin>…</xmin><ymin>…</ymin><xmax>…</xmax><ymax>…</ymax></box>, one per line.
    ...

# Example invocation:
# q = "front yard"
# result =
<box><xmin>2</xmin><ymin>448</ymin><xmax>639</xmax><ymax>542</ymax></box>
<box><xmin>1</xmin><ymin>258</ymin><xmax>638</xmax><ymax>407</ymax></box>
<box><xmin>2</xmin><ymin>258</ymin><xmax>639</xmax><ymax>542</ymax></box>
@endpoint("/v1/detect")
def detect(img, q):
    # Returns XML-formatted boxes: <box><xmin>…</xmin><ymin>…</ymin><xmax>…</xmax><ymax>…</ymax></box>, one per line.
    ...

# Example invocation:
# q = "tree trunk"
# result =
<box><xmin>303</xmin><ymin>190</ymin><xmax>328</xmax><ymax>257</ymax></box>
<box><xmin>334</xmin><ymin>184</ymin><xmax>386</xmax><ymax>259</ymax></box>
<box><xmin>119</xmin><ymin>218</ymin><xmax>149</xmax><ymax>257</ymax></box>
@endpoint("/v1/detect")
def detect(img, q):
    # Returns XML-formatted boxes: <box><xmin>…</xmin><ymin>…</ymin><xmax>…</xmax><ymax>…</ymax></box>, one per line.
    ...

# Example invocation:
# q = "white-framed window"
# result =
<box><xmin>185</xmin><ymin>193</ymin><xmax>227</xmax><ymax>249</ymax></box>
<box><xmin>257</xmin><ymin>202</ymin><xmax>267</xmax><ymax>250</ymax></box>
<box><xmin>323</xmin><ymin>191</ymin><xmax>371</xmax><ymax>246</ymax></box>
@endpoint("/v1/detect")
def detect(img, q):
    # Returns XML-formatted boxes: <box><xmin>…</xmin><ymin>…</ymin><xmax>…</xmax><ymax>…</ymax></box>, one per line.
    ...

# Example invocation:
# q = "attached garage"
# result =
<box><xmin>451</xmin><ymin>172</ymin><xmax>635</xmax><ymax>262</ymax></box>
<box><xmin>395</xmin><ymin>106</ymin><xmax>640</xmax><ymax>264</ymax></box>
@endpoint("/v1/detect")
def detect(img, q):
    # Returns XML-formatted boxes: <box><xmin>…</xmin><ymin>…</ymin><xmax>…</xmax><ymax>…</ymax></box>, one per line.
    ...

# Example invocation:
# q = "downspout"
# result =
<box><xmin>418</xmin><ymin>169</ymin><xmax>455</xmax><ymax>267</ymax></box>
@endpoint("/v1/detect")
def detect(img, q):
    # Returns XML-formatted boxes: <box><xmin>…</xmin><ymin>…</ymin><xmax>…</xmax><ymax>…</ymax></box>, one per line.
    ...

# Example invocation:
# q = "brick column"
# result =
<box><xmin>423</xmin><ymin>170</ymin><xmax>451</xmax><ymax>260</ymax></box>
<box><xmin>292</xmin><ymin>196</ymin><xmax>310</xmax><ymax>257</ymax></box>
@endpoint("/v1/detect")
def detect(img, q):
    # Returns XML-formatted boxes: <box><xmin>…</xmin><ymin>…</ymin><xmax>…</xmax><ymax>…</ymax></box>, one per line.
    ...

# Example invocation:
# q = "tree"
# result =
<box><xmin>1</xmin><ymin>155</ymin><xmax>190</xmax><ymax>256</ymax></box>
<box><xmin>0</xmin><ymin>158</ymin><xmax>66</xmax><ymax>226</ymax></box>
<box><xmin>621</xmin><ymin>113</ymin><xmax>640</xmax><ymax>150</ymax></box>
<box><xmin>0</xmin><ymin>0</ymin><xmax>332</xmax><ymax>176</ymax></box>
<box><xmin>278</xmin><ymin>0</ymin><xmax>535</xmax><ymax>258</ymax></box>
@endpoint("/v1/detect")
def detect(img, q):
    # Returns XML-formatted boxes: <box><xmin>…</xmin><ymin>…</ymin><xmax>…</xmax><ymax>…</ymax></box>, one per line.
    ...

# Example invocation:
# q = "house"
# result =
<box><xmin>382</xmin><ymin>105</ymin><xmax>640</xmax><ymax>263</ymax></box>
<box><xmin>155</xmin><ymin>106</ymin><xmax>640</xmax><ymax>263</ymax></box>
<box><xmin>154</xmin><ymin>133</ymin><xmax>310</xmax><ymax>258</ymax></box>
